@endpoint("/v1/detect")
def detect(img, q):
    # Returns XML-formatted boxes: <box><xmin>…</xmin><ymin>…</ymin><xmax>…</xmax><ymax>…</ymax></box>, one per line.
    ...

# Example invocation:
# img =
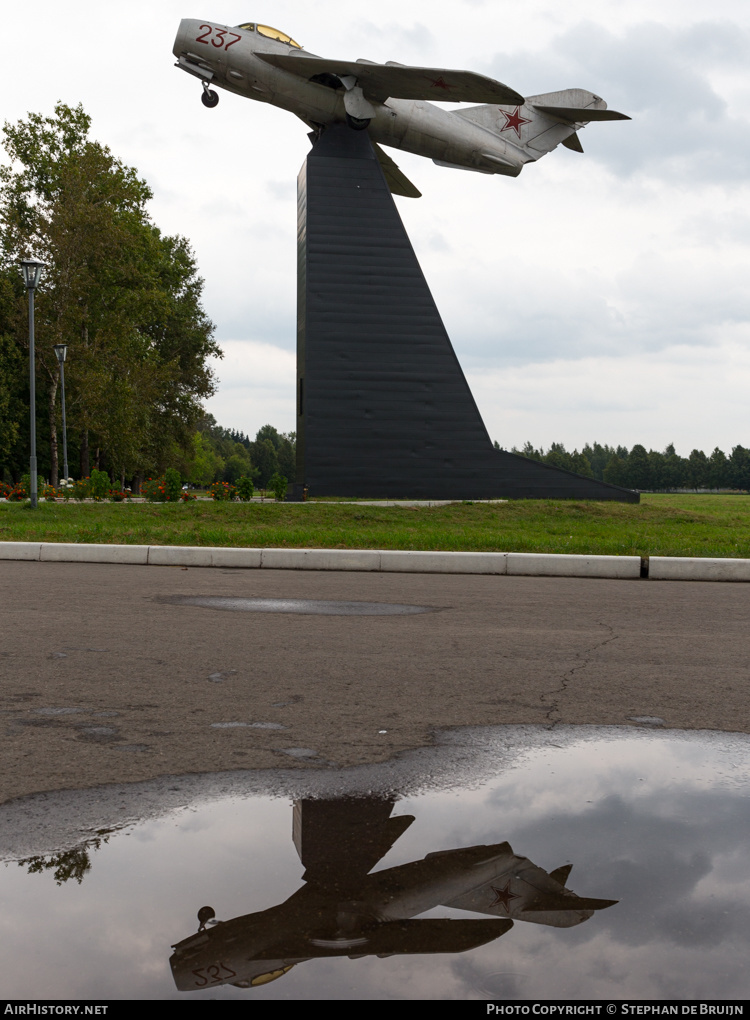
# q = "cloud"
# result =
<box><xmin>486</xmin><ymin>20</ymin><xmax>750</xmax><ymax>182</ymax></box>
<box><xmin>203</xmin><ymin>340</ymin><xmax>296</xmax><ymax>436</ymax></box>
<box><xmin>466</xmin><ymin>336</ymin><xmax>750</xmax><ymax>451</ymax></box>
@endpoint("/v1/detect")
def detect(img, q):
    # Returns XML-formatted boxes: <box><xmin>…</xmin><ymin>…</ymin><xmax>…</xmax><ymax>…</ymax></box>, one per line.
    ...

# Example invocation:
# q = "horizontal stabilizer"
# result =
<box><xmin>523</xmin><ymin>895</ymin><xmax>618</xmax><ymax>912</ymax></box>
<box><xmin>532</xmin><ymin>106</ymin><xmax>630</xmax><ymax>122</ymax></box>
<box><xmin>257</xmin><ymin>52</ymin><xmax>524</xmax><ymax>105</ymax></box>
<box><xmin>373</xmin><ymin>144</ymin><xmax>422</xmax><ymax>198</ymax></box>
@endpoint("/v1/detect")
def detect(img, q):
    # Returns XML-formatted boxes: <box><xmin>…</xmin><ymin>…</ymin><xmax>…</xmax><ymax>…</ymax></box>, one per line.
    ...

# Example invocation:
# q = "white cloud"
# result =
<box><xmin>203</xmin><ymin>341</ymin><xmax>296</xmax><ymax>436</ymax></box>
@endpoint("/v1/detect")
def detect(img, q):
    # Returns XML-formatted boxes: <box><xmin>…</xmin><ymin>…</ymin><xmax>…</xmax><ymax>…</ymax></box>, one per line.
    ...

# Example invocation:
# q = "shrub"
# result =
<box><xmin>5</xmin><ymin>483</ymin><xmax>27</xmax><ymax>502</ymax></box>
<box><xmin>209</xmin><ymin>481</ymin><xmax>236</xmax><ymax>501</ymax></box>
<box><xmin>179</xmin><ymin>489</ymin><xmax>197</xmax><ymax>501</ymax></box>
<box><xmin>268</xmin><ymin>472</ymin><xmax>288</xmax><ymax>502</ymax></box>
<box><xmin>164</xmin><ymin>467</ymin><xmax>182</xmax><ymax>502</ymax></box>
<box><xmin>73</xmin><ymin>477</ymin><xmax>90</xmax><ymax>501</ymax></box>
<box><xmin>143</xmin><ymin>477</ymin><xmax>167</xmax><ymax>502</ymax></box>
<box><xmin>107</xmin><ymin>488</ymin><xmax>127</xmax><ymax>502</ymax></box>
<box><xmin>236</xmin><ymin>475</ymin><xmax>254</xmax><ymax>501</ymax></box>
<box><xmin>20</xmin><ymin>473</ymin><xmax>45</xmax><ymax>496</ymax></box>
<box><xmin>42</xmin><ymin>484</ymin><xmax>58</xmax><ymax>502</ymax></box>
<box><xmin>58</xmin><ymin>478</ymin><xmax>74</xmax><ymax>501</ymax></box>
<box><xmin>89</xmin><ymin>468</ymin><xmax>110</xmax><ymax>501</ymax></box>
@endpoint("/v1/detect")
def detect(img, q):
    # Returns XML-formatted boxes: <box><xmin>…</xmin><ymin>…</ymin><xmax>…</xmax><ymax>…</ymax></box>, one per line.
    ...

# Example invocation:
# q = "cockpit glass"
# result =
<box><xmin>255</xmin><ymin>24</ymin><xmax>302</xmax><ymax>48</ymax></box>
<box><xmin>236</xmin><ymin>23</ymin><xmax>255</xmax><ymax>31</ymax></box>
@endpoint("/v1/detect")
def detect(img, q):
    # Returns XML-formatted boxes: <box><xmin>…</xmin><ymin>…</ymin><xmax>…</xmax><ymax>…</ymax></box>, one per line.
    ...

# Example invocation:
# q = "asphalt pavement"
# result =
<box><xmin>2</xmin><ymin>560</ymin><xmax>748</xmax><ymax>804</ymax></box>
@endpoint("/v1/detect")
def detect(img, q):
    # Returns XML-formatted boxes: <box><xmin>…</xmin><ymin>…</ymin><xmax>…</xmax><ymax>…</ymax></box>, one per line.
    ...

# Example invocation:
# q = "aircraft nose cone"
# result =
<box><xmin>173</xmin><ymin>18</ymin><xmax>198</xmax><ymax>58</ymax></box>
<box><xmin>173</xmin><ymin>19</ymin><xmax>187</xmax><ymax>58</ymax></box>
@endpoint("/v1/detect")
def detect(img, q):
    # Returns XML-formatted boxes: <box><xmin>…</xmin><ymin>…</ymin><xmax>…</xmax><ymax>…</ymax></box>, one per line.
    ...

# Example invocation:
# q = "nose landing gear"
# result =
<box><xmin>201</xmin><ymin>82</ymin><xmax>219</xmax><ymax>108</ymax></box>
<box><xmin>197</xmin><ymin>905</ymin><xmax>216</xmax><ymax>931</ymax></box>
<box><xmin>345</xmin><ymin>113</ymin><xmax>370</xmax><ymax>131</ymax></box>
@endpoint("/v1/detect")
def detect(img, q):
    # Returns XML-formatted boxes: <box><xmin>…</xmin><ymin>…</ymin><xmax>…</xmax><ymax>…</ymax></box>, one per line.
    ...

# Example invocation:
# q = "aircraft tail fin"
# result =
<box><xmin>549</xmin><ymin>863</ymin><xmax>574</xmax><ymax>885</ymax></box>
<box><xmin>455</xmin><ymin>88</ymin><xmax>629</xmax><ymax>160</ymax></box>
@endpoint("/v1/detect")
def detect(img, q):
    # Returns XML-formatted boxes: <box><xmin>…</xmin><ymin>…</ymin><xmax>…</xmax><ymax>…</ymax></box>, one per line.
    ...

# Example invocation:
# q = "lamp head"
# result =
<box><xmin>20</xmin><ymin>259</ymin><xmax>45</xmax><ymax>290</ymax></box>
<box><xmin>53</xmin><ymin>344</ymin><xmax>68</xmax><ymax>364</ymax></box>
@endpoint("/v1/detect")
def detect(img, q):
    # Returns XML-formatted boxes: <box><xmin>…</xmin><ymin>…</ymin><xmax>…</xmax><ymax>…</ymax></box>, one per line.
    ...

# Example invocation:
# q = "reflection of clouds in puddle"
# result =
<box><xmin>0</xmin><ymin>728</ymin><xmax>749</xmax><ymax>999</ymax></box>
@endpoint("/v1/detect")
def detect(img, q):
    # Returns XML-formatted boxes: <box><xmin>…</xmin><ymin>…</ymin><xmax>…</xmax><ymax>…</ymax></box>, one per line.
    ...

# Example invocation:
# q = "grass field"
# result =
<box><xmin>1</xmin><ymin>494</ymin><xmax>749</xmax><ymax>558</ymax></box>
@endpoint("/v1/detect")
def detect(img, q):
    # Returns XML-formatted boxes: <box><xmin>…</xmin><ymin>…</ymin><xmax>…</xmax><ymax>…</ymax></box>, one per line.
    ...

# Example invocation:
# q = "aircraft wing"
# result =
<box><xmin>257</xmin><ymin>52</ymin><xmax>524</xmax><ymax>105</ymax></box>
<box><xmin>373</xmin><ymin>144</ymin><xmax>422</xmax><ymax>198</ymax></box>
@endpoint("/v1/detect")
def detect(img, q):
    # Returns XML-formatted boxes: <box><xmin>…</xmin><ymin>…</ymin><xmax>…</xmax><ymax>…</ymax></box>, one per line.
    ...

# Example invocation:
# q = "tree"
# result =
<box><xmin>686</xmin><ymin>449</ymin><xmax>709</xmax><ymax>490</ymax></box>
<box><xmin>603</xmin><ymin>454</ymin><xmax>626</xmax><ymax>486</ymax></box>
<box><xmin>582</xmin><ymin>442</ymin><xmax>616</xmax><ymax>481</ymax></box>
<box><xmin>252</xmin><ymin>424</ymin><xmax>295</xmax><ymax>480</ymax></box>
<box><xmin>623</xmin><ymin>444</ymin><xmax>651</xmax><ymax>490</ymax></box>
<box><xmin>224</xmin><ymin>442</ymin><xmax>253</xmax><ymax>483</ymax></box>
<box><xmin>0</xmin><ymin>103</ymin><xmax>220</xmax><ymax>484</ymax></box>
<box><xmin>729</xmin><ymin>446</ymin><xmax>750</xmax><ymax>491</ymax></box>
<box><xmin>253</xmin><ymin>437</ymin><xmax>279</xmax><ymax>488</ymax></box>
<box><xmin>0</xmin><ymin>277</ymin><xmax>24</xmax><ymax>465</ymax></box>
<box><xmin>708</xmin><ymin>447</ymin><xmax>729</xmax><ymax>490</ymax></box>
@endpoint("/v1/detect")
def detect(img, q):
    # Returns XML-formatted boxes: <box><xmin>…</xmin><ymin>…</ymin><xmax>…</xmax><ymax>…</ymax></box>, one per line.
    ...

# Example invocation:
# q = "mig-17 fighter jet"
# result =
<box><xmin>172</xmin><ymin>19</ymin><xmax>629</xmax><ymax>198</ymax></box>
<box><xmin>170</xmin><ymin>798</ymin><xmax>616</xmax><ymax>991</ymax></box>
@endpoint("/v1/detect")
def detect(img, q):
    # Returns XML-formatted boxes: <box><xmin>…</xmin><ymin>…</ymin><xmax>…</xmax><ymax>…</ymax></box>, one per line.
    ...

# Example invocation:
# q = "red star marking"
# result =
<box><xmin>490</xmin><ymin>881</ymin><xmax>521</xmax><ymax>912</ymax></box>
<box><xmin>499</xmin><ymin>107</ymin><xmax>531</xmax><ymax>138</ymax></box>
<box><xmin>428</xmin><ymin>76</ymin><xmax>453</xmax><ymax>91</ymax></box>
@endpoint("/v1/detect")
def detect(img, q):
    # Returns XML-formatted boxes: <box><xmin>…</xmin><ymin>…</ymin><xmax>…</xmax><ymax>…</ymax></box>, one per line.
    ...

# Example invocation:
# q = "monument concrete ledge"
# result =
<box><xmin>1</xmin><ymin>542</ymin><xmax>750</xmax><ymax>581</ymax></box>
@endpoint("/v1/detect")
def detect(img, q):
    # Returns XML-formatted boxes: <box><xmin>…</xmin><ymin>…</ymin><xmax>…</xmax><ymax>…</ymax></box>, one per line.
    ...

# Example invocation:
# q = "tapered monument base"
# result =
<box><xmin>294</xmin><ymin>124</ymin><xmax>637</xmax><ymax>503</ymax></box>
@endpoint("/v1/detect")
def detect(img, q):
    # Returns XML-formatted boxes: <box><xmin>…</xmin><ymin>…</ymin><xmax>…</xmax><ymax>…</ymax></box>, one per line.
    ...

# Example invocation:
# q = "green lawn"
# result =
<box><xmin>1</xmin><ymin>494</ymin><xmax>749</xmax><ymax>558</ymax></box>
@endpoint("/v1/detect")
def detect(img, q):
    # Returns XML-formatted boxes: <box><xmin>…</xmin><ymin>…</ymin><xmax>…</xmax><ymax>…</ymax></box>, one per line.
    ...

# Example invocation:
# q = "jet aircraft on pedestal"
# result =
<box><xmin>172</xmin><ymin>19</ymin><xmax>629</xmax><ymax>196</ymax></box>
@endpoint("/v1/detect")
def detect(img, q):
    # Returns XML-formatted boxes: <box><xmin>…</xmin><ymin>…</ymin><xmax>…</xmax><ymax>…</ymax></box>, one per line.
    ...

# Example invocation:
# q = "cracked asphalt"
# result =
<box><xmin>1</xmin><ymin>560</ymin><xmax>748</xmax><ymax>804</ymax></box>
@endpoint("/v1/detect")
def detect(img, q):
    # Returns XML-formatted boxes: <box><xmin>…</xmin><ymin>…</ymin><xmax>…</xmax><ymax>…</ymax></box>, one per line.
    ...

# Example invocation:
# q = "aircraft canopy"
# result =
<box><xmin>235</xmin><ymin>23</ymin><xmax>302</xmax><ymax>48</ymax></box>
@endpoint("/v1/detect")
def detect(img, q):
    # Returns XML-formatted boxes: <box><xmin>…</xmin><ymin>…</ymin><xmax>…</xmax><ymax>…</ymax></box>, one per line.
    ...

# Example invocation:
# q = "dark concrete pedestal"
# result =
<box><xmin>293</xmin><ymin>124</ymin><xmax>636</xmax><ymax>502</ymax></box>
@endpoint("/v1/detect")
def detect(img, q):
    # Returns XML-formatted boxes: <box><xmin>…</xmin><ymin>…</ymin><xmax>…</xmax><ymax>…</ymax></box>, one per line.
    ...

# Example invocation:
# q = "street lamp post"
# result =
<box><xmin>53</xmin><ymin>344</ymin><xmax>69</xmax><ymax>484</ymax></box>
<box><xmin>20</xmin><ymin>259</ymin><xmax>44</xmax><ymax>508</ymax></box>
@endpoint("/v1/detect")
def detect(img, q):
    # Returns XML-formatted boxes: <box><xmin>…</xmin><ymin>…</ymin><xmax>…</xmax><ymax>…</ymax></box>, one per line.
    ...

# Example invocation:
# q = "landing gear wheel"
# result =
<box><xmin>201</xmin><ymin>88</ymin><xmax>219</xmax><ymax>109</ymax></box>
<box><xmin>197</xmin><ymin>906</ymin><xmax>216</xmax><ymax>930</ymax></box>
<box><xmin>345</xmin><ymin>113</ymin><xmax>370</xmax><ymax>131</ymax></box>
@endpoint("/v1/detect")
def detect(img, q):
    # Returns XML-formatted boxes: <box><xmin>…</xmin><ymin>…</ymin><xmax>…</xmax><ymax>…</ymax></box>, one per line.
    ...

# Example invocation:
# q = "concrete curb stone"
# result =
<box><xmin>1</xmin><ymin>541</ymin><xmax>750</xmax><ymax>580</ymax></box>
<box><xmin>0</xmin><ymin>542</ymin><xmax>42</xmax><ymax>561</ymax></box>
<box><xmin>148</xmin><ymin>546</ymin><xmax>262</xmax><ymax>568</ymax></box>
<box><xmin>507</xmin><ymin>552</ymin><xmax>641</xmax><ymax>579</ymax></box>
<box><xmin>649</xmin><ymin>556</ymin><xmax>750</xmax><ymax>582</ymax></box>
<box><xmin>39</xmin><ymin>543</ymin><xmax>149</xmax><ymax>564</ymax></box>
<box><xmin>378</xmin><ymin>550</ymin><xmax>507</xmax><ymax>574</ymax></box>
<box><xmin>260</xmin><ymin>548</ymin><xmax>380</xmax><ymax>571</ymax></box>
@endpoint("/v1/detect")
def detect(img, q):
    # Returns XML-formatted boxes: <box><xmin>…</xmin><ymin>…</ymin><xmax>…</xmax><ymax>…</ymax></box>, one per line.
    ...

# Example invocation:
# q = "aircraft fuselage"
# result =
<box><xmin>172</xmin><ymin>19</ymin><xmax>529</xmax><ymax>176</ymax></box>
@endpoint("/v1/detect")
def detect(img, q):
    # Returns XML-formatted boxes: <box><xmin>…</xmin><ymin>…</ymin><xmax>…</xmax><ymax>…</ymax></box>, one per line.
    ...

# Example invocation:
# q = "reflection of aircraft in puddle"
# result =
<box><xmin>170</xmin><ymin>798</ymin><xmax>616</xmax><ymax>991</ymax></box>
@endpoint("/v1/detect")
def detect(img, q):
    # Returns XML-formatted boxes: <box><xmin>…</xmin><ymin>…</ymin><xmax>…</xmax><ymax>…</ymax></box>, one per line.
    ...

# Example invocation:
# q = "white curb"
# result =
<box><xmin>260</xmin><ymin>548</ymin><xmax>381</xmax><ymax>571</ymax></box>
<box><xmin>378</xmin><ymin>550</ymin><xmax>507</xmax><ymax>574</ymax></box>
<box><xmin>39</xmin><ymin>543</ymin><xmax>149</xmax><ymax>564</ymax></box>
<box><xmin>1</xmin><ymin>541</ymin><xmax>749</xmax><ymax>580</ymax></box>
<box><xmin>148</xmin><ymin>545</ymin><xmax>262</xmax><ymax>569</ymax></box>
<box><xmin>0</xmin><ymin>542</ymin><xmax>42</xmax><ymax>561</ymax></box>
<box><xmin>649</xmin><ymin>556</ymin><xmax>750</xmax><ymax>582</ymax></box>
<box><xmin>507</xmin><ymin>552</ymin><xmax>641</xmax><ymax>579</ymax></box>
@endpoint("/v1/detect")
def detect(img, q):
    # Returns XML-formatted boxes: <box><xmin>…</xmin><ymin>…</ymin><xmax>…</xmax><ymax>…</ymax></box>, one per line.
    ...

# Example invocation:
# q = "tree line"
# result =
<box><xmin>0</xmin><ymin>103</ymin><xmax>220</xmax><ymax>489</ymax></box>
<box><xmin>185</xmin><ymin>417</ymin><xmax>295</xmax><ymax>490</ymax></box>
<box><xmin>509</xmin><ymin>441</ymin><xmax>750</xmax><ymax>491</ymax></box>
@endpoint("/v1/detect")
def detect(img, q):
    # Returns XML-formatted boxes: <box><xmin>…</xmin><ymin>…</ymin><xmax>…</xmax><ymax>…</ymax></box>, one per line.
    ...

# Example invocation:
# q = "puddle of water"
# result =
<box><xmin>165</xmin><ymin>595</ymin><xmax>435</xmax><ymax>616</ymax></box>
<box><xmin>1</xmin><ymin>728</ymin><xmax>748</xmax><ymax>1000</ymax></box>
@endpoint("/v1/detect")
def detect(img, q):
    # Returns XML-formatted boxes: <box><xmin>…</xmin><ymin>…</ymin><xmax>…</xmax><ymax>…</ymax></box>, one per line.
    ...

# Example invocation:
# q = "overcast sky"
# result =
<box><xmin>6</xmin><ymin>0</ymin><xmax>750</xmax><ymax>453</ymax></box>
